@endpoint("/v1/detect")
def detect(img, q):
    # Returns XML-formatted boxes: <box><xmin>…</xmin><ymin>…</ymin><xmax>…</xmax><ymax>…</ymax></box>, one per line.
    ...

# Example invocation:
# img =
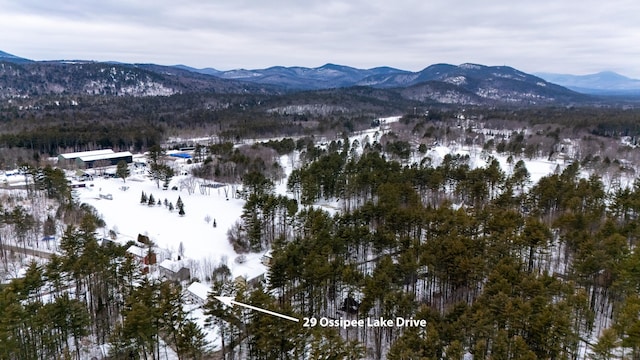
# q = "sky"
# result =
<box><xmin>1</xmin><ymin>0</ymin><xmax>639</xmax><ymax>78</ymax></box>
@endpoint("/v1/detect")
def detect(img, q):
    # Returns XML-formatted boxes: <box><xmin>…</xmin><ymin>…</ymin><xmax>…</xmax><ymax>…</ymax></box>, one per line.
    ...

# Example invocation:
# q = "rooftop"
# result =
<box><xmin>59</xmin><ymin>149</ymin><xmax>114</xmax><ymax>159</ymax></box>
<box><xmin>79</xmin><ymin>151</ymin><xmax>133</xmax><ymax>162</ymax></box>
<box><xmin>187</xmin><ymin>281</ymin><xmax>210</xmax><ymax>301</ymax></box>
<box><xmin>158</xmin><ymin>259</ymin><xmax>188</xmax><ymax>272</ymax></box>
<box><xmin>126</xmin><ymin>245</ymin><xmax>147</xmax><ymax>258</ymax></box>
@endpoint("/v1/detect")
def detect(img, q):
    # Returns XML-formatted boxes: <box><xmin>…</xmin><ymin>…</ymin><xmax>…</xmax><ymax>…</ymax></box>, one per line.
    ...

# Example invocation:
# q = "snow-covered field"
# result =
<box><xmin>76</xmin><ymin>174</ymin><xmax>259</xmax><ymax>353</ymax></box>
<box><xmin>77</xmin><ymin>175</ymin><xmax>267</xmax><ymax>281</ymax></box>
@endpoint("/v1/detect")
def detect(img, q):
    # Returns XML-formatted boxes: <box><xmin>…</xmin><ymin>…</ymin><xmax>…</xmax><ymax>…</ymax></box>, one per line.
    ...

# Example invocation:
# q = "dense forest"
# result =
<box><xmin>211</xmin><ymin>129</ymin><xmax>640</xmax><ymax>359</ymax></box>
<box><xmin>1</xmin><ymin>89</ymin><xmax>639</xmax><ymax>160</ymax></box>
<box><xmin>0</xmin><ymin>94</ymin><xmax>386</xmax><ymax>159</ymax></box>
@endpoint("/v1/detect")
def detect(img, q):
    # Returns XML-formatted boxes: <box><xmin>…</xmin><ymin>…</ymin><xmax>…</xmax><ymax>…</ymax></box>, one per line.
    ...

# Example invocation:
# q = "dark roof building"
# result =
<box><xmin>158</xmin><ymin>259</ymin><xmax>191</xmax><ymax>282</ymax></box>
<box><xmin>76</xmin><ymin>151</ymin><xmax>133</xmax><ymax>168</ymax></box>
<box><xmin>58</xmin><ymin>149</ymin><xmax>115</xmax><ymax>164</ymax></box>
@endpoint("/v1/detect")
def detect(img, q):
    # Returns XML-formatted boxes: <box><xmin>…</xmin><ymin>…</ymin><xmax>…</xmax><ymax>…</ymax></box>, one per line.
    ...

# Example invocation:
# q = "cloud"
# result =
<box><xmin>0</xmin><ymin>0</ymin><xmax>639</xmax><ymax>77</ymax></box>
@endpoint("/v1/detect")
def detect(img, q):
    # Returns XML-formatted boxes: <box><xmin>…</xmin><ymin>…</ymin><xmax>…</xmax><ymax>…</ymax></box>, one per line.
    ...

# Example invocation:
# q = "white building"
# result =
<box><xmin>186</xmin><ymin>282</ymin><xmax>210</xmax><ymax>306</ymax></box>
<box><xmin>58</xmin><ymin>149</ymin><xmax>115</xmax><ymax>163</ymax></box>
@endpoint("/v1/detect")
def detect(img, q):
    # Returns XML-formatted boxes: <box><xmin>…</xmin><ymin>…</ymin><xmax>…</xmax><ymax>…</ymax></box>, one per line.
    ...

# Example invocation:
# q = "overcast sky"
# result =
<box><xmin>1</xmin><ymin>0</ymin><xmax>638</xmax><ymax>77</ymax></box>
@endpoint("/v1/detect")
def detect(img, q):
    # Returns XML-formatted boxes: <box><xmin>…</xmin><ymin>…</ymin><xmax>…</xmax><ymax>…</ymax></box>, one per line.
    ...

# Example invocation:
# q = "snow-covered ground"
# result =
<box><xmin>74</xmin><ymin>173</ymin><xmax>260</xmax><ymax>353</ymax></box>
<box><xmin>2</xmin><ymin>115</ymin><xmax>626</xmax><ymax>357</ymax></box>
<box><xmin>76</xmin><ymin>175</ymin><xmax>266</xmax><ymax>282</ymax></box>
<box><xmin>427</xmin><ymin>144</ymin><xmax>563</xmax><ymax>184</ymax></box>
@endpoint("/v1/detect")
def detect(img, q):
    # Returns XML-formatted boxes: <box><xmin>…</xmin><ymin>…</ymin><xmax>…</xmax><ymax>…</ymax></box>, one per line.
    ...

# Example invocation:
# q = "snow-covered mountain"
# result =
<box><xmin>390</xmin><ymin>63</ymin><xmax>586</xmax><ymax>104</ymax></box>
<box><xmin>173</xmin><ymin>62</ymin><xmax>588</xmax><ymax>104</ymax></box>
<box><xmin>0</xmin><ymin>60</ymin><xmax>278</xmax><ymax>98</ymax></box>
<box><xmin>0</xmin><ymin>48</ymin><xmax>590</xmax><ymax>105</ymax></box>
<box><xmin>205</xmin><ymin>63</ymin><xmax>409</xmax><ymax>90</ymax></box>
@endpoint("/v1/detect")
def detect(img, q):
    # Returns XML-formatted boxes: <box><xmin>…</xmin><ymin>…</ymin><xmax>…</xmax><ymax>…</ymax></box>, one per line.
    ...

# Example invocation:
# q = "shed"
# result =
<box><xmin>234</xmin><ymin>275</ymin><xmax>247</xmax><ymax>289</ymax></box>
<box><xmin>232</xmin><ymin>274</ymin><xmax>266</xmax><ymax>291</ymax></box>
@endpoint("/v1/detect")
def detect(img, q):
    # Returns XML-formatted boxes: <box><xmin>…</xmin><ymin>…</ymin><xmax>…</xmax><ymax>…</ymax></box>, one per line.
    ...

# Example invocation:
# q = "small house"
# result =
<box><xmin>158</xmin><ymin>259</ymin><xmax>191</xmax><ymax>282</ymax></box>
<box><xmin>248</xmin><ymin>273</ymin><xmax>266</xmax><ymax>288</ymax></box>
<box><xmin>234</xmin><ymin>275</ymin><xmax>247</xmax><ymax>290</ymax></box>
<box><xmin>186</xmin><ymin>282</ymin><xmax>210</xmax><ymax>306</ymax></box>
<box><xmin>234</xmin><ymin>274</ymin><xmax>266</xmax><ymax>290</ymax></box>
<box><xmin>261</xmin><ymin>250</ymin><xmax>273</xmax><ymax>267</ymax></box>
<box><xmin>97</xmin><ymin>237</ymin><xmax>116</xmax><ymax>247</ymax></box>
<box><xmin>137</xmin><ymin>234</ymin><xmax>151</xmax><ymax>245</ymax></box>
<box><xmin>126</xmin><ymin>245</ymin><xmax>156</xmax><ymax>266</ymax></box>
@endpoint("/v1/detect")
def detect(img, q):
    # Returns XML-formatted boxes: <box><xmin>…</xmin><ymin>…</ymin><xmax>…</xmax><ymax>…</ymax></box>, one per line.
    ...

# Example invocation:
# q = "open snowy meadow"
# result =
<box><xmin>77</xmin><ymin>173</ymin><xmax>268</xmax><ymax>282</ymax></box>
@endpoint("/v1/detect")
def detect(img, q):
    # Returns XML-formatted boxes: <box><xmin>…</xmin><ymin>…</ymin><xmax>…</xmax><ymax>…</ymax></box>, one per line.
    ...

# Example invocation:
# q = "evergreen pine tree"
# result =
<box><xmin>177</xmin><ymin>196</ymin><xmax>185</xmax><ymax>216</ymax></box>
<box><xmin>116</xmin><ymin>160</ymin><xmax>130</xmax><ymax>183</ymax></box>
<box><xmin>43</xmin><ymin>215</ymin><xmax>56</xmax><ymax>237</ymax></box>
<box><xmin>161</xmin><ymin>165</ymin><xmax>174</xmax><ymax>189</ymax></box>
<box><xmin>169</xmin><ymin>202</ymin><xmax>174</xmax><ymax>212</ymax></box>
<box><xmin>140</xmin><ymin>191</ymin><xmax>147</xmax><ymax>204</ymax></box>
<box><xmin>591</xmin><ymin>328</ymin><xmax>618</xmax><ymax>360</ymax></box>
<box><xmin>176</xmin><ymin>321</ymin><xmax>208</xmax><ymax>359</ymax></box>
<box><xmin>148</xmin><ymin>193</ymin><xmax>155</xmax><ymax>206</ymax></box>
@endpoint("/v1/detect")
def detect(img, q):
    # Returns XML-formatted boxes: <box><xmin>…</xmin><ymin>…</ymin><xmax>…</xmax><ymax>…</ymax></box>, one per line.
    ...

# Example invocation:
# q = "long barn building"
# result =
<box><xmin>58</xmin><ymin>149</ymin><xmax>133</xmax><ymax>169</ymax></box>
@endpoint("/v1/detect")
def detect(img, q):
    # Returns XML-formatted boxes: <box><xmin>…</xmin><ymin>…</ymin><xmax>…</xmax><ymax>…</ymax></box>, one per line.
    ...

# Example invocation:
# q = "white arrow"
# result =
<box><xmin>214</xmin><ymin>296</ymin><xmax>300</xmax><ymax>323</ymax></box>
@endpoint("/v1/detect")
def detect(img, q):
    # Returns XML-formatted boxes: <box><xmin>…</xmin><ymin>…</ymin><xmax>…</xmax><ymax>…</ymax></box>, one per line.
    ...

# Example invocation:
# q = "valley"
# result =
<box><xmin>1</xmin><ymin>53</ymin><xmax>640</xmax><ymax>359</ymax></box>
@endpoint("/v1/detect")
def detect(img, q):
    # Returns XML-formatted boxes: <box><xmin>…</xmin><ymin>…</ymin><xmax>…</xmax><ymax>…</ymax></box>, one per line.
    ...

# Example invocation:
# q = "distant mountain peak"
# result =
<box><xmin>535</xmin><ymin>71</ymin><xmax>640</xmax><ymax>95</ymax></box>
<box><xmin>318</xmin><ymin>63</ymin><xmax>348</xmax><ymax>69</ymax></box>
<box><xmin>591</xmin><ymin>71</ymin><xmax>633</xmax><ymax>81</ymax></box>
<box><xmin>597</xmin><ymin>70</ymin><xmax>621</xmax><ymax>75</ymax></box>
<box><xmin>171</xmin><ymin>64</ymin><xmax>222</xmax><ymax>76</ymax></box>
<box><xmin>459</xmin><ymin>63</ymin><xmax>485</xmax><ymax>70</ymax></box>
<box><xmin>0</xmin><ymin>50</ymin><xmax>19</xmax><ymax>58</ymax></box>
<box><xmin>0</xmin><ymin>50</ymin><xmax>32</xmax><ymax>63</ymax></box>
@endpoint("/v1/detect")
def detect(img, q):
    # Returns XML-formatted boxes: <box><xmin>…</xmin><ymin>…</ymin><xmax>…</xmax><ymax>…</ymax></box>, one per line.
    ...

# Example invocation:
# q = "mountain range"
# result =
<box><xmin>0</xmin><ymin>49</ymin><xmax>618</xmax><ymax>106</ymax></box>
<box><xmin>535</xmin><ymin>71</ymin><xmax>640</xmax><ymax>95</ymax></box>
